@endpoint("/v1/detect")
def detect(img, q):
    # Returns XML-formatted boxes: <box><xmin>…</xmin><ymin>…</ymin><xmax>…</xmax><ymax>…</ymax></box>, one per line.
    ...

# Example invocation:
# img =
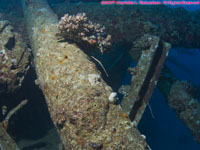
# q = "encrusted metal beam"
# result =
<box><xmin>121</xmin><ymin>35</ymin><xmax>170</xmax><ymax>124</ymax></box>
<box><xmin>168</xmin><ymin>81</ymin><xmax>200</xmax><ymax>143</ymax></box>
<box><xmin>20</xmin><ymin>0</ymin><xmax>148</xmax><ymax>149</ymax></box>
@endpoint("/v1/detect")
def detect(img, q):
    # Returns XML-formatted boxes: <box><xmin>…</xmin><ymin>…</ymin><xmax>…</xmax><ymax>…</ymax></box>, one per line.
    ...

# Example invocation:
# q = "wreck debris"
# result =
<box><xmin>157</xmin><ymin>65</ymin><xmax>200</xmax><ymax>144</ymax></box>
<box><xmin>56</xmin><ymin>13</ymin><xmax>112</xmax><ymax>53</ymax></box>
<box><xmin>0</xmin><ymin>20</ymin><xmax>30</xmax><ymax>94</ymax></box>
<box><xmin>121</xmin><ymin>35</ymin><xmax>171</xmax><ymax>125</ymax></box>
<box><xmin>168</xmin><ymin>81</ymin><xmax>200</xmax><ymax>143</ymax></box>
<box><xmin>0</xmin><ymin>99</ymin><xmax>28</xmax><ymax>134</ymax></box>
<box><xmin>0</xmin><ymin>99</ymin><xmax>28</xmax><ymax>150</ymax></box>
<box><xmin>20</xmin><ymin>0</ymin><xmax>148</xmax><ymax>149</ymax></box>
<box><xmin>2</xmin><ymin>99</ymin><xmax>28</xmax><ymax>124</ymax></box>
<box><xmin>0</xmin><ymin>15</ymin><xmax>29</xmax><ymax>150</ymax></box>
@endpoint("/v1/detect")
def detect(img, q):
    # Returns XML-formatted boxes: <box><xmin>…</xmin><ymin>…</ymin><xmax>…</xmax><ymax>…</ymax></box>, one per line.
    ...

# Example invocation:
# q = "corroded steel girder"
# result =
<box><xmin>168</xmin><ymin>81</ymin><xmax>200</xmax><ymax>143</ymax></box>
<box><xmin>121</xmin><ymin>35</ymin><xmax>171</xmax><ymax>124</ymax></box>
<box><xmin>20</xmin><ymin>0</ymin><xmax>148</xmax><ymax>149</ymax></box>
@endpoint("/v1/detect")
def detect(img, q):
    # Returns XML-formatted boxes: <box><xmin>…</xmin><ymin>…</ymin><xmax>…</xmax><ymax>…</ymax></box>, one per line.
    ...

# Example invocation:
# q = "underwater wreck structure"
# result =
<box><xmin>0</xmin><ymin>0</ymin><xmax>200</xmax><ymax>149</ymax></box>
<box><xmin>58</xmin><ymin>1</ymin><xmax>200</xmax><ymax>145</ymax></box>
<box><xmin>19</xmin><ymin>0</ymin><xmax>148</xmax><ymax>149</ymax></box>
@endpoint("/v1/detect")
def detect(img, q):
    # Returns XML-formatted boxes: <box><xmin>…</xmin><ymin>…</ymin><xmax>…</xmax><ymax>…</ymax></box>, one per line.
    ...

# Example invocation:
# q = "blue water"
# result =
<box><xmin>166</xmin><ymin>48</ymin><xmax>200</xmax><ymax>89</ymax></box>
<box><xmin>139</xmin><ymin>88</ymin><xmax>200</xmax><ymax>150</ymax></box>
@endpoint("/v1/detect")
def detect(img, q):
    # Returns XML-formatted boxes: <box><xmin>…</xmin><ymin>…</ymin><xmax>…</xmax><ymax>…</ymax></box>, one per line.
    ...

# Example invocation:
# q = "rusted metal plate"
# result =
<box><xmin>121</xmin><ymin>35</ymin><xmax>171</xmax><ymax>125</ymax></box>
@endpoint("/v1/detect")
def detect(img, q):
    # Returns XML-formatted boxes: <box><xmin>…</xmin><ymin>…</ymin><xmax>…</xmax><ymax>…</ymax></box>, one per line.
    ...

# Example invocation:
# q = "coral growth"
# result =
<box><xmin>56</xmin><ymin>13</ymin><xmax>112</xmax><ymax>53</ymax></box>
